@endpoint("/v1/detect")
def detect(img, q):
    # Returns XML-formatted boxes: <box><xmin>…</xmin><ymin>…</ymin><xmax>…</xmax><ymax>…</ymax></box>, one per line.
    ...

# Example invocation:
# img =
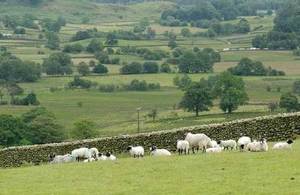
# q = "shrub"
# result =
<box><xmin>68</xmin><ymin>76</ymin><xmax>92</xmax><ymax>89</ymax></box>
<box><xmin>98</xmin><ymin>84</ymin><xmax>117</xmax><ymax>93</ymax></box>
<box><xmin>120</xmin><ymin>62</ymin><xmax>143</xmax><ymax>75</ymax></box>
<box><xmin>63</xmin><ymin>44</ymin><xmax>84</xmax><ymax>53</ymax></box>
<box><xmin>143</xmin><ymin>61</ymin><xmax>159</xmax><ymax>73</ymax></box>
<box><xmin>93</xmin><ymin>64</ymin><xmax>108</xmax><ymax>74</ymax></box>
<box><xmin>160</xmin><ymin>63</ymin><xmax>172</xmax><ymax>73</ymax></box>
<box><xmin>125</xmin><ymin>79</ymin><xmax>160</xmax><ymax>91</ymax></box>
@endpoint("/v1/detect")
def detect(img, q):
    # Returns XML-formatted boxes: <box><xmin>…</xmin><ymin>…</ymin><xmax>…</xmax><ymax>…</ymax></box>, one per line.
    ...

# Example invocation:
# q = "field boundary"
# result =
<box><xmin>1</xmin><ymin>112</ymin><xmax>300</xmax><ymax>168</ymax></box>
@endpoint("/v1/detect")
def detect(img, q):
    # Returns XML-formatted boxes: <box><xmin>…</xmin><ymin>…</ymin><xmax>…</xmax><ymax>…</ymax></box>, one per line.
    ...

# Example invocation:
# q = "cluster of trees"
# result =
<box><xmin>42</xmin><ymin>52</ymin><xmax>73</xmax><ymax>75</ymax></box>
<box><xmin>252</xmin><ymin>1</ymin><xmax>300</xmax><ymax>50</ymax></box>
<box><xmin>0</xmin><ymin>49</ymin><xmax>41</xmax><ymax>82</ymax></box>
<box><xmin>179</xmin><ymin>71</ymin><xmax>248</xmax><ymax>116</ymax></box>
<box><xmin>0</xmin><ymin>0</ymin><xmax>44</xmax><ymax>6</ymax></box>
<box><xmin>117</xmin><ymin>46</ymin><xmax>168</xmax><ymax>61</ymax></box>
<box><xmin>160</xmin><ymin>0</ymin><xmax>281</xmax><ymax>27</ymax></box>
<box><xmin>120</xmin><ymin>61</ymin><xmax>171</xmax><ymax>74</ymax></box>
<box><xmin>228</xmin><ymin>58</ymin><xmax>285</xmax><ymax>76</ymax></box>
<box><xmin>0</xmin><ymin>107</ymin><xmax>64</xmax><ymax>147</ymax></box>
<box><xmin>170</xmin><ymin>47</ymin><xmax>220</xmax><ymax>73</ymax></box>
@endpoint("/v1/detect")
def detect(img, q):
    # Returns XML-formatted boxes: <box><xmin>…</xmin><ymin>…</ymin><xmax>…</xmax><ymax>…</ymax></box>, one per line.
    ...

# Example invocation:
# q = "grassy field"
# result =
<box><xmin>1</xmin><ymin>141</ymin><xmax>299</xmax><ymax>195</ymax></box>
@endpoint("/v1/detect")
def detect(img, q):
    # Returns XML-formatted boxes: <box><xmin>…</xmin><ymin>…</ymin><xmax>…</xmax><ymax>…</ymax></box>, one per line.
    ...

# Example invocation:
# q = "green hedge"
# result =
<box><xmin>1</xmin><ymin>113</ymin><xmax>300</xmax><ymax>168</ymax></box>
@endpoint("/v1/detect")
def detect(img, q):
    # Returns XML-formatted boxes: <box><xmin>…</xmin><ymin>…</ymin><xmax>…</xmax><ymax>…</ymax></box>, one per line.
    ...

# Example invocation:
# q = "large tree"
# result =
<box><xmin>180</xmin><ymin>79</ymin><xmax>213</xmax><ymax>116</ymax></box>
<box><xmin>43</xmin><ymin>52</ymin><xmax>73</xmax><ymax>75</ymax></box>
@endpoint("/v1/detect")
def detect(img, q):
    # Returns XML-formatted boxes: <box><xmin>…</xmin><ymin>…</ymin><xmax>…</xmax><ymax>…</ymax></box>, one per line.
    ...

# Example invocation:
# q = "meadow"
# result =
<box><xmin>0</xmin><ymin>141</ymin><xmax>299</xmax><ymax>195</ymax></box>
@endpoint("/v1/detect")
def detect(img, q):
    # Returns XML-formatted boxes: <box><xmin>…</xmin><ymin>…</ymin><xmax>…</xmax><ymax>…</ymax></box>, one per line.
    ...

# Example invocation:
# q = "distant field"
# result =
<box><xmin>1</xmin><ymin>141</ymin><xmax>299</xmax><ymax>195</ymax></box>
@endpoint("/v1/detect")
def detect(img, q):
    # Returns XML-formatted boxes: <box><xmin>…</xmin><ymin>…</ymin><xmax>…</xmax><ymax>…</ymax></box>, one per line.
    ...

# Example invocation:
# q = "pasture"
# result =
<box><xmin>0</xmin><ymin>141</ymin><xmax>299</xmax><ymax>195</ymax></box>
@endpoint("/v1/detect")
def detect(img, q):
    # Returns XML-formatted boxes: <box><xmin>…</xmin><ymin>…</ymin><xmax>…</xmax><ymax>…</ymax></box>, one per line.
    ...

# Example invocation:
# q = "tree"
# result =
<box><xmin>279</xmin><ymin>93</ymin><xmax>299</xmax><ymax>112</ymax></box>
<box><xmin>143</xmin><ymin>62</ymin><xmax>159</xmax><ymax>73</ymax></box>
<box><xmin>168</xmin><ymin>39</ymin><xmax>177</xmax><ymax>49</ymax></box>
<box><xmin>93</xmin><ymin>64</ymin><xmax>108</xmax><ymax>74</ymax></box>
<box><xmin>43</xmin><ymin>52</ymin><xmax>73</xmax><ymax>75</ymax></box>
<box><xmin>7</xmin><ymin>82</ymin><xmax>24</xmax><ymax>100</ymax></box>
<box><xmin>173</xmin><ymin>74</ymin><xmax>192</xmax><ymax>89</ymax></box>
<box><xmin>292</xmin><ymin>80</ymin><xmax>300</xmax><ymax>95</ymax></box>
<box><xmin>105</xmin><ymin>33</ymin><xmax>118</xmax><ymax>45</ymax></box>
<box><xmin>147</xmin><ymin>109</ymin><xmax>158</xmax><ymax>121</ymax></box>
<box><xmin>86</xmin><ymin>39</ymin><xmax>104</xmax><ymax>53</ymax></box>
<box><xmin>179</xmin><ymin>79</ymin><xmax>213</xmax><ymax>117</ymax></box>
<box><xmin>23</xmin><ymin>92</ymin><xmax>40</xmax><ymax>105</ymax></box>
<box><xmin>22</xmin><ymin>107</ymin><xmax>55</xmax><ymax>123</ymax></box>
<box><xmin>77</xmin><ymin>62</ymin><xmax>90</xmax><ymax>76</ymax></box>
<box><xmin>0</xmin><ymin>115</ymin><xmax>26</xmax><ymax>147</ymax></box>
<box><xmin>181</xmin><ymin>28</ymin><xmax>191</xmax><ymax>37</ymax></box>
<box><xmin>160</xmin><ymin>63</ymin><xmax>171</xmax><ymax>73</ymax></box>
<box><xmin>63</xmin><ymin>44</ymin><xmax>84</xmax><ymax>53</ymax></box>
<box><xmin>120</xmin><ymin>62</ymin><xmax>143</xmax><ymax>75</ymax></box>
<box><xmin>146</xmin><ymin>27</ymin><xmax>156</xmax><ymax>39</ymax></box>
<box><xmin>213</xmin><ymin>72</ymin><xmax>248</xmax><ymax>113</ymax></box>
<box><xmin>72</xmin><ymin>120</ymin><xmax>97</xmax><ymax>139</ymax></box>
<box><xmin>268</xmin><ymin>102</ymin><xmax>278</xmax><ymax>112</ymax></box>
<box><xmin>95</xmin><ymin>52</ymin><xmax>110</xmax><ymax>64</ymax></box>
<box><xmin>14</xmin><ymin>27</ymin><xmax>26</xmax><ymax>34</ymax></box>
<box><xmin>45</xmin><ymin>32</ymin><xmax>60</xmax><ymax>50</ymax></box>
<box><xmin>236</xmin><ymin>19</ymin><xmax>250</xmax><ymax>33</ymax></box>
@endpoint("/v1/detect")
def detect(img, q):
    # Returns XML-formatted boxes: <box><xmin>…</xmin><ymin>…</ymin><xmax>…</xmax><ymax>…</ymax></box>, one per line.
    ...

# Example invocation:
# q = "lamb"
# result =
<box><xmin>83</xmin><ymin>158</ymin><xmax>95</xmax><ymax>163</ymax></box>
<box><xmin>98</xmin><ymin>153</ymin><xmax>107</xmax><ymax>161</ymax></box>
<box><xmin>150</xmin><ymin>146</ymin><xmax>171</xmax><ymax>156</ymax></box>
<box><xmin>127</xmin><ymin>146</ymin><xmax>144</xmax><ymax>158</ymax></box>
<box><xmin>71</xmin><ymin>147</ymin><xmax>92</xmax><ymax>162</ymax></box>
<box><xmin>49</xmin><ymin>153</ymin><xmax>73</xmax><ymax>164</ymax></box>
<box><xmin>272</xmin><ymin>140</ymin><xmax>294</xmax><ymax>150</ymax></box>
<box><xmin>206</xmin><ymin>146</ymin><xmax>223</xmax><ymax>153</ymax></box>
<box><xmin>184</xmin><ymin>132</ymin><xmax>212</xmax><ymax>153</ymax></box>
<box><xmin>89</xmin><ymin>148</ymin><xmax>99</xmax><ymax>159</ymax></box>
<box><xmin>176</xmin><ymin>140</ymin><xmax>190</xmax><ymax>155</ymax></box>
<box><xmin>247</xmin><ymin>139</ymin><xmax>268</xmax><ymax>152</ymax></box>
<box><xmin>106</xmin><ymin>152</ymin><xmax>117</xmax><ymax>161</ymax></box>
<box><xmin>237</xmin><ymin>136</ymin><xmax>251</xmax><ymax>151</ymax></box>
<box><xmin>217</xmin><ymin>140</ymin><xmax>237</xmax><ymax>150</ymax></box>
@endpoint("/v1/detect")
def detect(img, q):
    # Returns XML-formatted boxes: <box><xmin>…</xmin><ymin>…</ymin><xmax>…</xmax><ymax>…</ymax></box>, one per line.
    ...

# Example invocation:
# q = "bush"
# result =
<box><xmin>160</xmin><ymin>63</ymin><xmax>172</xmax><ymax>73</ymax></box>
<box><xmin>98</xmin><ymin>84</ymin><xmax>117</xmax><ymax>93</ymax></box>
<box><xmin>143</xmin><ymin>61</ymin><xmax>159</xmax><ymax>73</ymax></box>
<box><xmin>125</xmin><ymin>79</ymin><xmax>160</xmax><ymax>91</ymax></box>
<box><xmin>68</xmin><ymin>76</ymin><xmax>93</xmax><ymax>89</ymax></box>
<box><xmin>14</xmin><ymin>27</ymin><xmax>26</xmax><ymax>34</ymax></box>
<box><xmin>72</xmin><ymin>120</ymin><xmax>97</xmax><ymax>139</ymax></box>
<box><xmin>95</xmin><ymin>52</ymin><xmax>110</xmax><ymax>64</ymax></box>
<box><xmin>120</xmin><ymin>62</ymin><xmax>143</xmax><ymax>75</ymax></box>
<box><xmin>86</xmin><ymin>39</ymin><xmax>103</xmax><ymax>53</ymax></box>
<box><xmin>63</xmin><ymin>44</ymin><xmax>84</xmax><ymax>53</ymax></box>
<box><xmin>93</xmin><ymin>64</ymin><xmax>108</xmax><ymax>74</ymax></box>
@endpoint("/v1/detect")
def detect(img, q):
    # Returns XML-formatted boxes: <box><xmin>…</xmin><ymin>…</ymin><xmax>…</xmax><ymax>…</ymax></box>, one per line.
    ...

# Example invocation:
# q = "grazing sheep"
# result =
<box><xmin>184</xmin><ymin>132</ymin><xmax>212</xmax><ymax>153</ymax></box>
<box><xmin>83</xmin><ymin>157</ymin><xmax>95</xmax><ymax>163</ymax></box>
<box><xmin>247</xmin><ymin>139</ymin><xmax>268</xmax><ymax>152</ymax></box>
<box><xmin>71</xmin><ymin>147</ymin><xmax>92</xmax><ymax>162</ymax></box>
<box><xmin>209</xmin><ymin>140</ymin><xmax>219</xmax><ymax>148</ymax></box>
<box><xmin>150</xmin><ymin>146</ymin><xmax>171</xmax><ymax>156</ymax></box>
<box><xmin>127</xmin><ymin>146</ymin><xmax>144</xmax><ymax>158</ymax></box>
<box><xmin>217</xmin><ymin>140</ymin><xmax>237</xmax><ymax>150</ymax></box>
<box><xmin>273</xmin><ymin>140</ymin><xmax>294</xmax><ymax>150</ymax></box>
<box><xmin>206</xmin><ymin>146</ymin><xmax>223</xmax><ymax>153</ymax></box>
<box><xmin>49</xmin><ymin>153</ymin><xmax>73</xmax><ymax>164</ymax></box>
<box><xmin>98</xmin><ymin>153</ymin><xmax>107</xmax><ymax>161</ymax></box>
<box><xmin>106</xmin><ymin>152</ymin><xmax>117</xmax><ymax>161</ymax></box>
<box><xmin>89</xmin><ymin>148</ymin><xmax>99</xmax><ymax>159</ymax></box>
<box><xmin>238</xmin><ymin>136</ymin><xmax>251</xmax><ymax>151</ymax></box>
<box><xmin>176</xmin><ymin>140</ymin><xmax>190</xmax><ymax>155</ymax></box>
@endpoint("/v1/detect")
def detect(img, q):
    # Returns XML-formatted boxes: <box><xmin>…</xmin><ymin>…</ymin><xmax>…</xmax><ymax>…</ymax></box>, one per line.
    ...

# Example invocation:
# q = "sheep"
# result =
<box><xmin>206</xmin><ymin>146</ymin><xmax>223</xmax><ymax>153</ymax></box>
<box><xmin>184</xmin><ymin>132</ymin><xmax>212</xmax><ymax>153</ymax></box>
<box><xmin>83</xmin><ymin>158</ymin><xmax>95</xmax><ymax>163</ymax></box>
<box><xmin>106</xmin><ymin>152</ymin><xmax>117</xmax><ymax>161</ymax></box>
<box><xmin>71</xmin><ymin>147</ymin><xmax>92</xmax><ymax>162</ymax></box>
<box><xmin>272</xmin><ymin>139</ymin><xmax>294</xmax><ymax>150</ymax></box>
<box><xmin>247</xmin><ymin>139</ymin><xmax>268</xmax><ymax>152</ymax></box>
<box><xmin>150</xmin><ymin>146</ymin><xmax>172</xmax><ymax>156</ymax></box>
<box><xmin>209</xmin><ymin>140</ymin><xmax>219</xmax><ymax>148</ymax></box>
<box><xmin>127</xmin><ymin>146</ymin><xmax>144</xmax><ymax>158</ymax></box>
<box><xmin>49</xmin><ymin>153</ymin><xmax>73</xmax><ymax>164</ymax></box>
<box><xmin>98</xmin><ymin>153</ymin><xmax>107</xmax><ymax>161</ymax></box>
<box><xmin>217</xmin><ymin>140</ymin><xmax>237</xmax><ymax>150</ymax></box>
<box><xmin>237</xmin><ymin>136</ymin><xmax>251</xmax><ymax>151</ymax></box>
<box><xmin>176</xmin><ymin>140</ymin><xmax>189</xmax><ymax>155</ymax></box>
<box><xmin>89</xmin><ymin>148</ymin><xmax>99</xmax><ymax>159</ymax></box>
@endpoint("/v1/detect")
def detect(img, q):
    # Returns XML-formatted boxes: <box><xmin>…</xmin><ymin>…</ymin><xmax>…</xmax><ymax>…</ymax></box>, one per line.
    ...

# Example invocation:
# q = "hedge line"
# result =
<box><xmin>1</xmin><ymin>113</ymin><xmax>300</xmax><ymax>168</ymax></box>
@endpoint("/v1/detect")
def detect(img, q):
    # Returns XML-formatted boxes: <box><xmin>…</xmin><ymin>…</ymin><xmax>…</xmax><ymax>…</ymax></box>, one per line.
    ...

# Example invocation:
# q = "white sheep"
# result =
<box><xmin>106</xmin><ymin>152</ymin><xmax>117</xmax><ymax>161</ymax></box>
<box><xmin>98</xmin><ymin>153</ymin><xmax>107</xmax><ymax>161</ymax></box>
<box><xmin>185</xmin><ymin>132</ymin><xmax>212</xmax><ymax>153</ymax></box>
<box><xmin>247</xmin><ymin>139</ymin><xmax>268</xmax><ymax>152</ymax></box>
<box><xmin>150</xmin><ymin>146</ymin><xmax>171</xmax><ymax>156</ymax></box>
<box><xmin>273</xmin><ymin>140</ymin><xmax>294</xmax><ymax>150</ymax></box>
<box><xmin>176</xmin><ymin>140</ymin><xmax>190</xmax><ymax>155</ymax></box>
<box><xmin>238</xmin><ymin>136</ymin><xmax>251</xmax><ymax>151</ymax></box>
<box><xmin>217</xmin><ymin>140</ymin><xmax>237</xmax><ymax>150</ymax></box>
<box><xmin>83</xmin><ymin>157</ymin><xmax>95</xmax><ymax>163</ymax></box>
<box><xmin>209</xmin><ymin>140</ymin><xmax>219</xmax><ymax>148</ymax></box>
<box><xmin>206</xmin><ymin>146</ymin><xmax>223</xmax><ymax>153</ymax></box>
<box><xmin>49</xmin><ymin>154</ymin><xmax>73</xmax><ymax>164</ymax></box>
<box><xmin>127</xmin><ymin>146</ymin><xmax>144</xmax><ymax>158</ymax></box>
<box><xmin>71</xmin><ymin>147</ymin><xmax>92</xmax><ymax>162</ymax></box>
<box><xmin>89</xmin><ymin>148</ymin><xmax>99</xmax><ymax>159</ymax></box>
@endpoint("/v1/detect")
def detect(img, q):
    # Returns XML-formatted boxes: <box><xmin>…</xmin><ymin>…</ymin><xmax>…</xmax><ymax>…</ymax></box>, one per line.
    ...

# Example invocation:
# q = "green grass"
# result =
<box><xmin>1</xmin><ymin>141</ymin><xmax>300</xmax><ymax>195</ymax></box>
